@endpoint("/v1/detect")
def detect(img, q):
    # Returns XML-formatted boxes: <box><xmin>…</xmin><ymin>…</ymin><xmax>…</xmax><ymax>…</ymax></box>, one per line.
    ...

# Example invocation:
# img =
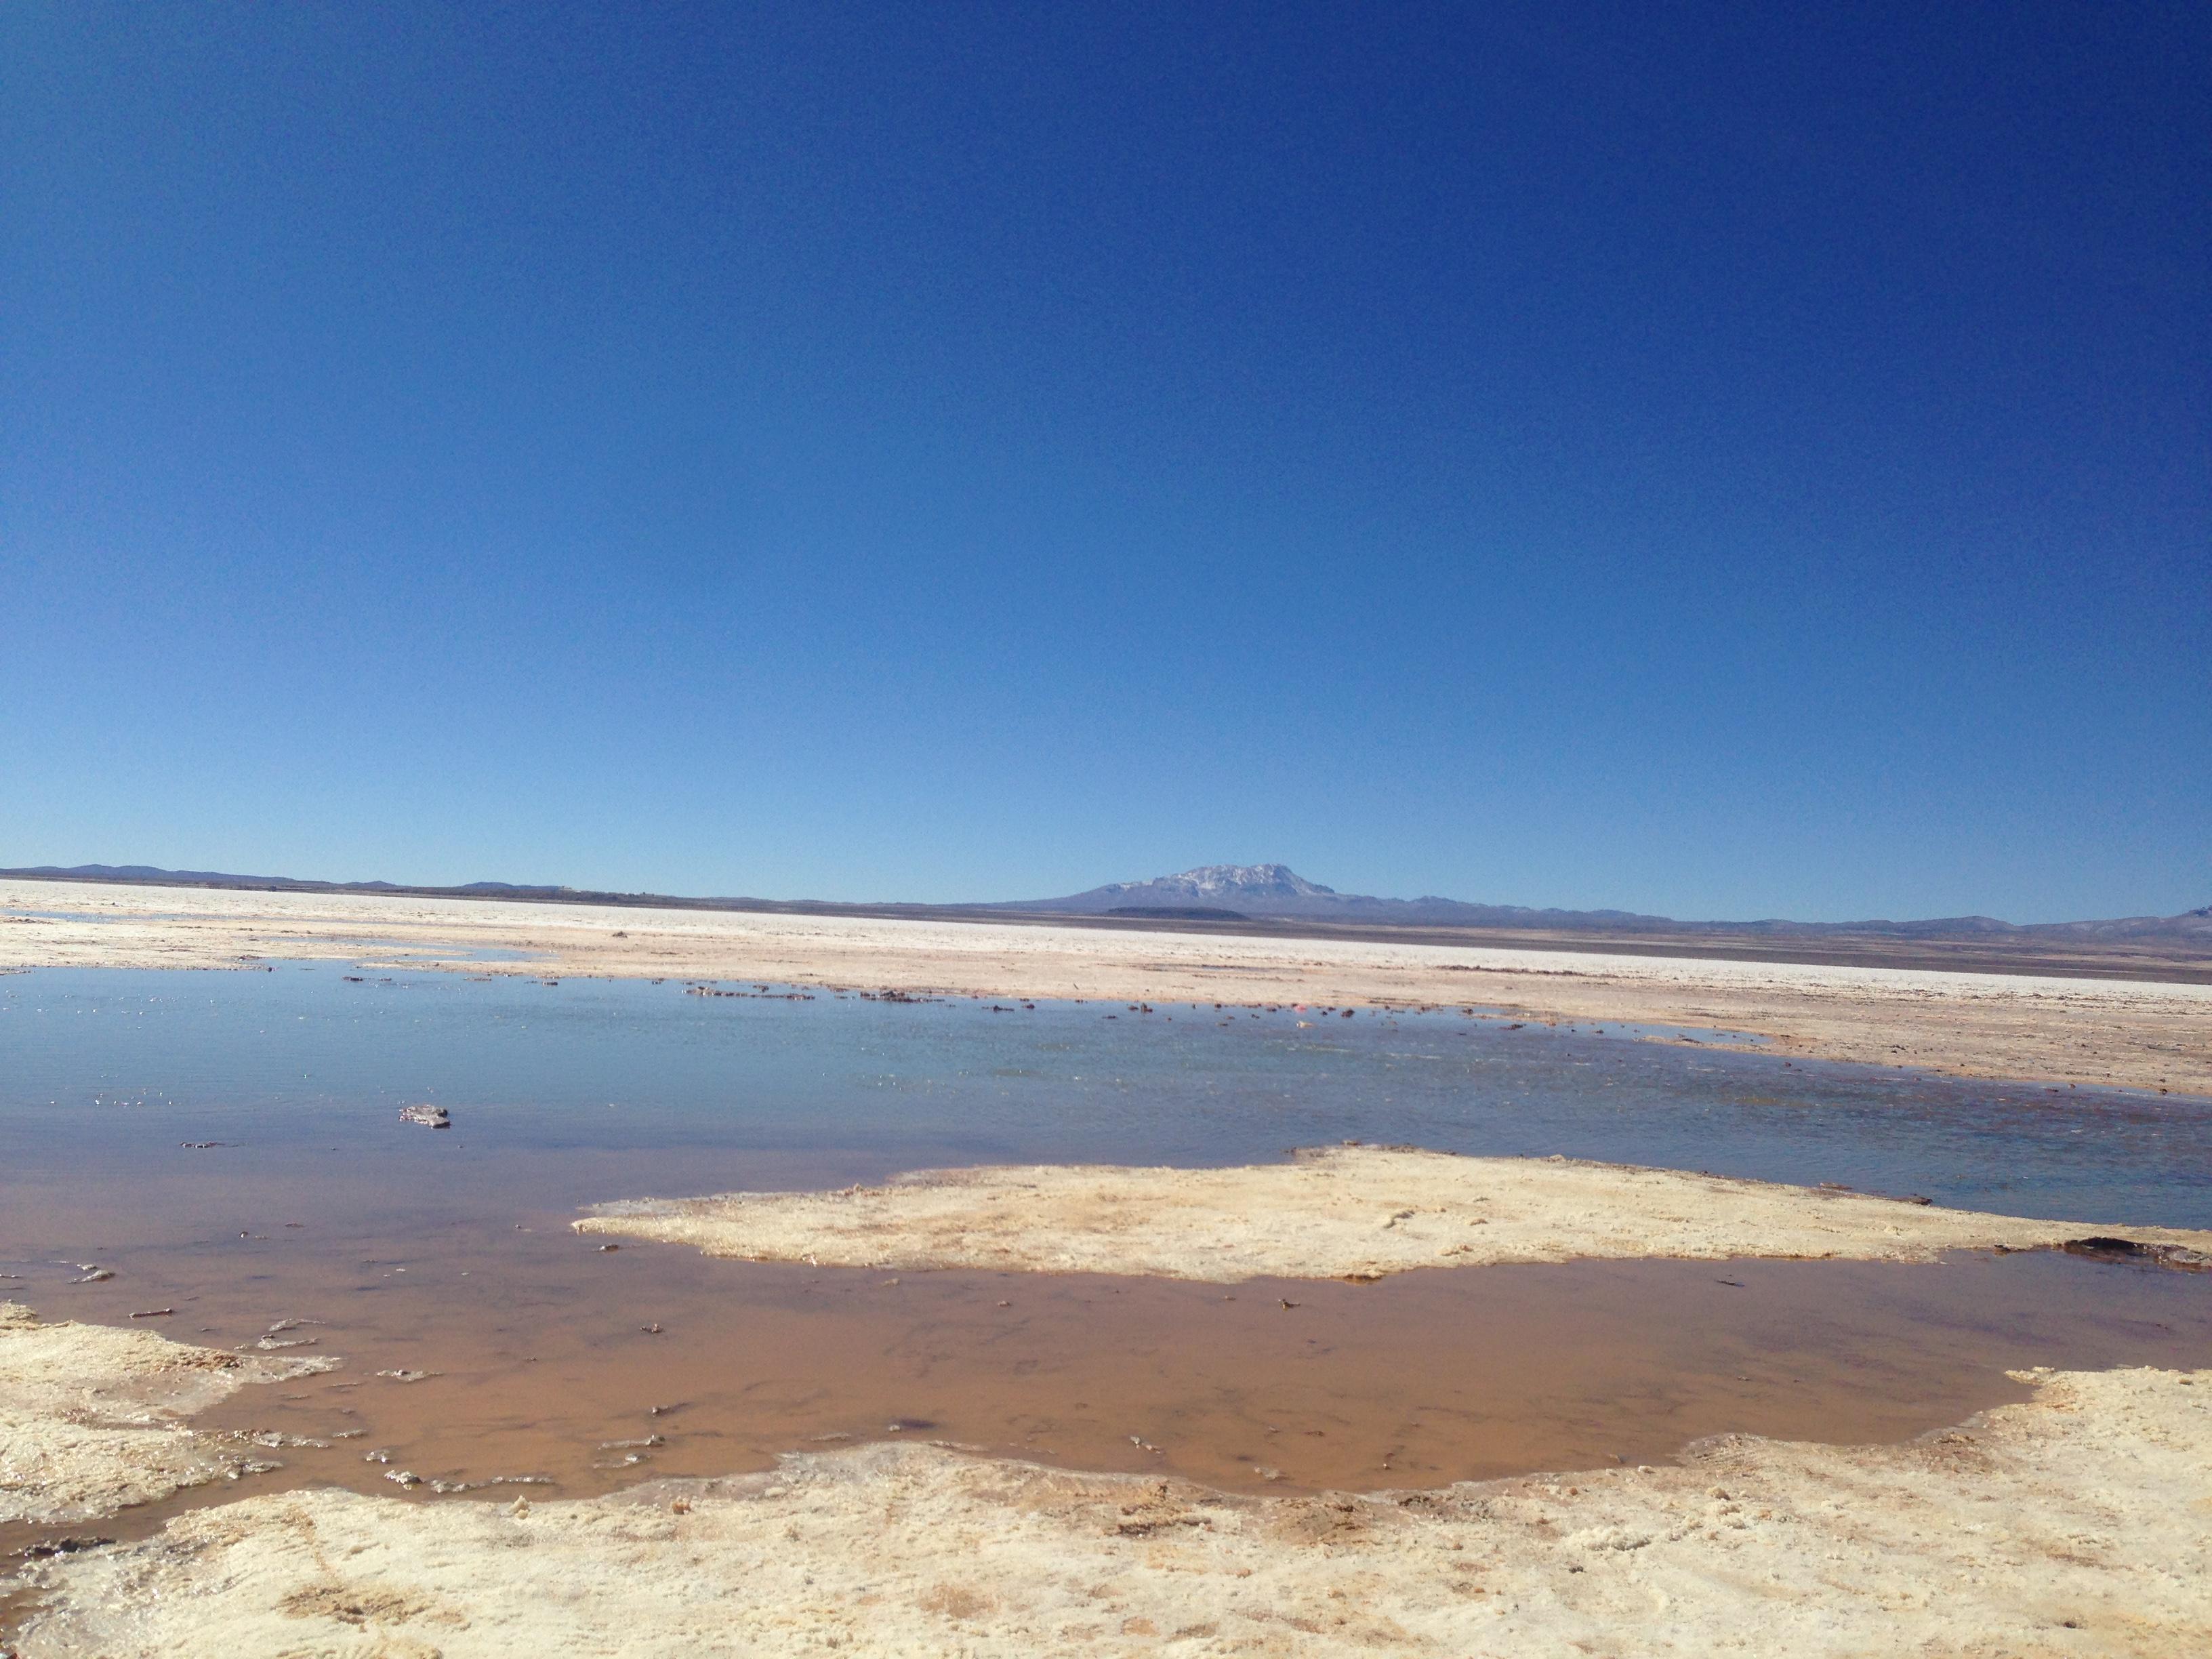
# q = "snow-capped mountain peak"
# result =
<box><xmin>1100</xmin><ymin>864</ymin><xmax>1337</xmax><ymax>901</ymax></box>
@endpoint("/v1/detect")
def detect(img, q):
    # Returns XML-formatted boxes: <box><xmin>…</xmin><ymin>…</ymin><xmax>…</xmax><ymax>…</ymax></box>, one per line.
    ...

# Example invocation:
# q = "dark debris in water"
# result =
<box><xmin>14</xmin><ymin>1536</ymin><xmax>113</xmax><ymax>1560</ymax></box>
<box><xmin>2060</xmin><ymin>1237</ymin><xmax>2211</xmax><ymax>1273</ymax></box>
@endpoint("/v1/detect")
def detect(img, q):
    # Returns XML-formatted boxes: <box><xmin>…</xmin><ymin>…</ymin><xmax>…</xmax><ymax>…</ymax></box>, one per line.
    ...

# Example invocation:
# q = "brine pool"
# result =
<box><xmin>3</xmin><ymin>965</ymin><xmax>2207</xmax><ymax>1555</ymax></box>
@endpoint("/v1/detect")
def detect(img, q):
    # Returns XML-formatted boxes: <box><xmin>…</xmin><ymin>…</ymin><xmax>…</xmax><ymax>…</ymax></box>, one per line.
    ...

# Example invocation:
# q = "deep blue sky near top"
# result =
<box><xmin>2</xmin><ymin>3</ymin><xmax>2205</xmax><ymax>920</ymax></box>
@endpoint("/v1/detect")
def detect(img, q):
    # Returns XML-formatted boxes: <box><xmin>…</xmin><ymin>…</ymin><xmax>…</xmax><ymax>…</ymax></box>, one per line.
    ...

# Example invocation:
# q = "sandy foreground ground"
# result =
<box><xmin>5</xmin><ymin>1302</ymin><xmax>2207</xmax><ymax>1657</ymax></box>
<box><xmin>5</xmin><ymin>879</ymin><xmax>2210</xmax><ymax>1094</ymax></box>
<box><xmin>579</xmin><ymin>1145</ymin><xmax>2212</xmax><ymax>1279</ymax></box>
<box><xmin>0</xmin><ymin>1303</ymin><xmax>329</xmax><ymax>1528</ymax></box>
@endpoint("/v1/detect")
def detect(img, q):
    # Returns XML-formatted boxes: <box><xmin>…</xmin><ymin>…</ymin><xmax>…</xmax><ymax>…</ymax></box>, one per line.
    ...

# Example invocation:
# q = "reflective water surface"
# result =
<box><xmin>6</xmin><ymin>966</ymin><xmax>2209</xmax><ymax>1235</ymax></box>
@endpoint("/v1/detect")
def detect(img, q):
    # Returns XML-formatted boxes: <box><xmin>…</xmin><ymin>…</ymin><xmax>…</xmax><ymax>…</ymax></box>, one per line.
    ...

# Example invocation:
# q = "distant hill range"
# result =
<box><xmin>1</xmin><ymin>864</ymin><xmax>573</xmax><ymax>899</ymax></box>
<box><xmin>987</xmin><ymin>863</ymin><xmax>2212</xmax><ymax>945</ymax></box>
<box><xmin>5</xmin><ymin>859</ymin><xmax>2209</xmax><ymax>951</ymax></box>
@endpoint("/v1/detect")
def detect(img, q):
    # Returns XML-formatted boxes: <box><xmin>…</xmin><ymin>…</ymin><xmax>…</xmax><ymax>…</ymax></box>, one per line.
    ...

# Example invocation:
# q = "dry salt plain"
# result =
<box><xmin>3</xmin><ymin>879</ymin><xmax>2211</xmax><ymax>1655</ymax></box>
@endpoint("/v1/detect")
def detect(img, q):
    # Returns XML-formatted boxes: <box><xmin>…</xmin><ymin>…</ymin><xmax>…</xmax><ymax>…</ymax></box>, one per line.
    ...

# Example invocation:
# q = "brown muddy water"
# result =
<box><xmin>4</xmin><ymin>966</ymin><xmax>2211</xmax><ymax>1583</ymax></box>
<box><xmin>7</xmin><ymin>1221</ymin><xmax>2210</xmax><ymax>1559</ymax></box>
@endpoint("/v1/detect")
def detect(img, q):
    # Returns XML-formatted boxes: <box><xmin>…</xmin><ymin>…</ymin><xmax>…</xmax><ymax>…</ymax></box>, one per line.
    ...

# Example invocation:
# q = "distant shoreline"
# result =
<box><xmin>4</xmin><ymin>876</ymin><xmax>2209</xmax><ymax>1098</ymax></box>
<box><xmin>4</xmin><ymin>866</ymin><xmax>2208</xmax><ymax>985</ymax></box>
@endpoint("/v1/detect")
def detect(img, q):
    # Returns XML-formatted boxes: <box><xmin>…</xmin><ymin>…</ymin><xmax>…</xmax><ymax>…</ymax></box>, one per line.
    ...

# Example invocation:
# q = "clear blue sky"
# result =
<box><xmin>3</xmin><ymin>3</ymin><xmax>2205</xmax><ymax>920</ymax></box>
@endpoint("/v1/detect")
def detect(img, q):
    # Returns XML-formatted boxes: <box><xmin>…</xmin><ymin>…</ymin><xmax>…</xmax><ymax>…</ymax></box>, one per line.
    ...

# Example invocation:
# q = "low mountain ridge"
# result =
<box><xmin>1</xmin><ymin>864</ymin><xmax>573</xmax><ymax>899</ymax></box>
<box><xmin>4</xmin><ymin>861</ymin><xmax>2207</xmax><ymax>947</ymax></box>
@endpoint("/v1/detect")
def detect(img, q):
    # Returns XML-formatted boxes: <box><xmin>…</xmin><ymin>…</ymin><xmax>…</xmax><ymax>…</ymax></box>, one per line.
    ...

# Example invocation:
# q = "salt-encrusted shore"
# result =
<box><xmin>575</xmin><ymin>1145</ymin><xmax>2212</xmax><ymax>1280</ymax></box>
<box><xmin>0</xmin><ymin>1303</ymin><xmax>330</xmax><ymax>1529</ymax></box>
<box><xmin>5</xmin><ymin>878</ymin><xmax>2209</xmax><ymax>1095</ymax></box>
<box><xmin>13</xmin><ymin>1364</ymin><xmax>2209</xmax><ymax>1656</ymax></box>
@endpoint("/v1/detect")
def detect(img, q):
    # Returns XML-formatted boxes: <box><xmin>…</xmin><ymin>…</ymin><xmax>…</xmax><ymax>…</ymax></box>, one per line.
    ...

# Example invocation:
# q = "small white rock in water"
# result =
<box><xmin>398</xmin><ymin>1104</ymin><xmax>451</xmax><ymax>1128</ymax></box>
<box><xmin>431</xmin><ymin>1475</ymin><xmax>553</xmax><ymax>1494</ymax></box>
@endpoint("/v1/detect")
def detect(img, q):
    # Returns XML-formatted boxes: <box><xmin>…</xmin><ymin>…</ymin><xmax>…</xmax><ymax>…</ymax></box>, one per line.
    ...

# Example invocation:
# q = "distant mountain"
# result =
<box><xmin>1111</xmin><ymin>863</ymin><xmax>1338</xmax><ymax>903</ymax></box>
<box><xmin>994</xmin><ymin>863</ymin><xmax>1677</xmax><ymax>928</ymax></box>
<box><xmin>995</xmin><ymin>864</ymin><xmax>2212</xmax><ymax>943</ymax></box>
<box><xmin>0</xmin><ymin>864</ymin><xmax>573</xmax><ymax>899</ymax></box>
<box><xmin>7</xmin><ymin>863</ymin><xmax>316</xmax><ymax>888</ymax></box>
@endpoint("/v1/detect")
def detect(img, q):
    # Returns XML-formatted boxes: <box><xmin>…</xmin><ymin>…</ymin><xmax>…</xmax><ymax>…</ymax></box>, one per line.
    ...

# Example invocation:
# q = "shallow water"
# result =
<box><xmin>3</xmin><ymin>965</ymin><xmax>2209</xmax><ymax>1559</ymax></box>
<box><xmin>9</xmin><ymin>1229</ymin><xmax>2211</xmax><ymax>1514</ymax></box>
<box><xmin>4</xmin><ymin>966</ymin><xmax>2209</xmax><ymax>1238</ymax></box>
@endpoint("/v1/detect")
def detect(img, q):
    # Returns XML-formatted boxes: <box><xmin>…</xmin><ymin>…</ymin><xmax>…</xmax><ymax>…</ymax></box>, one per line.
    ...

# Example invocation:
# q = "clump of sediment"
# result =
<box><xmin>14</xmin><ymin>1366</ymin><xmax>2209</xmax><ymax>1656</ymax></box>
<box><xmin>0</xmin><ymin>1303</ymin><xmax>332</xmax><ymax>1528</ymax></box>
<box><xmin>573</xmin><ymin>1145</ymin><xmax>2212</xmax><ymax>1280</ymax></box>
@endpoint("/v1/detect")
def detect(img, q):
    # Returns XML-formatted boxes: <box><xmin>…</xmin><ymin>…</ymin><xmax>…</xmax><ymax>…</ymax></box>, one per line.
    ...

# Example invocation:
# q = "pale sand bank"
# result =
<box><xmin>14</xmin><ymin>1365</ymin><xmax>2209</xmax><ymax>1656</ymax></box>
<box><xmin>5</xmin><ymin>878</ymin><xmax>2210</xmax><ymax>1094</ymax></box>
<box><xmin>576</xmin><ymin>1145</ymin><xmax>2212</xmax><ymax>1280</ymax></box>
<box><xmin>0</xmin><ymin>1303</ymin><xmax>330</xmax><ymax>1528</ymax></box>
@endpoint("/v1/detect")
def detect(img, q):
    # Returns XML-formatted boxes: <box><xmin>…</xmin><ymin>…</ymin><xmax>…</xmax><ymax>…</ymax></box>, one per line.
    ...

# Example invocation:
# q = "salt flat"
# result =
<box><xmin>577</xmin><ymin>1145</ymin><xmax>2212</xmax><ymax>1279</ymax></box>
<box><xmin>0</xmin><ymin>1303</ymin><xmax>329</xmax><ymax>1528</ymax></box>
<box><xmin>6</xmin><ymin>892</ymin><xmax>2209</xmax><ymax>1653</ymax></box>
